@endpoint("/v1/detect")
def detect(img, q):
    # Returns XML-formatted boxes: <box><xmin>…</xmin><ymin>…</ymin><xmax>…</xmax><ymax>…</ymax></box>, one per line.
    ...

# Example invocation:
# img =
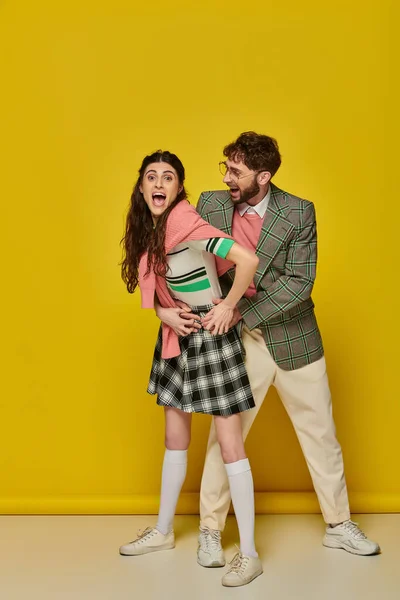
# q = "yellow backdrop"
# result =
<box><xmin>1</xmin><ymin>0</ymin><xmax>398</xmax><ymax>514</ymax></box>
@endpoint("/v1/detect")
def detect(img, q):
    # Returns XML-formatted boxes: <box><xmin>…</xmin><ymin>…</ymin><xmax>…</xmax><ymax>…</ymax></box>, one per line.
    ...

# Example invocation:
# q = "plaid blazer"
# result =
<box><xmin>196</xmin><ymin>183</ymin><xmax>324</xmax><ymax>371</ymax></box>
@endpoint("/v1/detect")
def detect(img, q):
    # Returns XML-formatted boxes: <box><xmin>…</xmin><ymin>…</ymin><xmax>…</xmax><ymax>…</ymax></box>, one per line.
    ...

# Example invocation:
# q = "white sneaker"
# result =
<box><xmin>197</xmin><ymin>527</ymin><xmax>225</xmax><ymax>567</ymax></box>
<box><xmin>119</xmin><ymin>527</ymin><xmax>175</xmax><ymax>556</ymax></box>
<box><xmin>323</xmin><ymin>520</ymin><xmax>381</xmax><ymax>555</ymax></box>
<box><xmin>221</xmin><ymin>552</ymin><xmax>263</xmax><ymax>587</ymax></box>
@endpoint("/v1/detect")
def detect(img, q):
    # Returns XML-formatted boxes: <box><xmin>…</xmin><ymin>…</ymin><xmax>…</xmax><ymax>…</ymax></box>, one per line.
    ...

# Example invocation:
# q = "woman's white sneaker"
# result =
<box><xmin>119</xmin><ymin>527</ymin><xmax>175</xmax><ymax>556</ymax></box>
<box><xmin>221</xmin><ymin>552</ymin><xmax>263</xmax><ymax>587</ymax></box>
<box><xmin>323</xmin><ymin>520</ymin><xmax>381</xmax><ymax>555</ymax></box>
<box><xmin>197</xmin><ymin>527</ymin><xmax>225</xmax><ymax>567</ymax></box>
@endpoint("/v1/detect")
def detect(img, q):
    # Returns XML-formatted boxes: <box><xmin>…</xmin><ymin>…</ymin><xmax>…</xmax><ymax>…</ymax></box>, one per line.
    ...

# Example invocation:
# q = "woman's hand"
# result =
<box><xmin>157</xmin><ymin>304</ymin><xmax>202</xmax><ymax>336</ymax></box>
<box><xmin>202</xmin><ymin>298</ymin><xmax>242</xmax><ymax>333</ymax></box>
<box><xmin>202</xmin><ymin>300</ymin><xmax>235</xmax><ymax>336</ymax></box>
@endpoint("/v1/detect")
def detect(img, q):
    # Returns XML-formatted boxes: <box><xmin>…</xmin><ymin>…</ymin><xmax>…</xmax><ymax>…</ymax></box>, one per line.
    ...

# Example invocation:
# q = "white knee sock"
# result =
<box><xmin>156</xmin><ymin>449</ymin><xmax>188</xmax><ymax>535</ymax></box>
<box><xmin>225</xmin><ymin>458</ymin><xmax>257</xmax><ymax>557</ymax></box>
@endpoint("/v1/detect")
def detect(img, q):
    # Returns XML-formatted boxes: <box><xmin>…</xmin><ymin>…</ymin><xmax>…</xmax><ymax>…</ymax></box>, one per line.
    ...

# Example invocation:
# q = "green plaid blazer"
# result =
<box><xmin>196</xmin><ymin>183</ymin><xmax>324</xmax><ymax>371</ymax></box>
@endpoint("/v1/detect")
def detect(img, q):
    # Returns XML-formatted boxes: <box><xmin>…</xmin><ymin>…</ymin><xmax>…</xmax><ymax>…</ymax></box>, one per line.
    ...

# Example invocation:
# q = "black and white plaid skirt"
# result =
<box><xmin>147</xmin><ymin>305</ymin><xmax>255</xmax><ymax>416</ymax></box>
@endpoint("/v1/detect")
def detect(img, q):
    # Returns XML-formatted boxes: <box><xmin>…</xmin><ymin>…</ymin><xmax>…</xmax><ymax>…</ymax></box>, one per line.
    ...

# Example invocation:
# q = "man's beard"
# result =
<box><xmin>231</xmin><ymin>176</ymin><xmax>260</xmax><ymax>205</ymax></box>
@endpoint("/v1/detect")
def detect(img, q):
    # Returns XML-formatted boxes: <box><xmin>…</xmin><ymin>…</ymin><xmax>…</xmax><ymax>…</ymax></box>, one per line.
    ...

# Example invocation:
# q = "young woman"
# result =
<box><xmin>119</xmin><ymin>150</ymin><xmax>263</xmax><ymax>588</ymax></box>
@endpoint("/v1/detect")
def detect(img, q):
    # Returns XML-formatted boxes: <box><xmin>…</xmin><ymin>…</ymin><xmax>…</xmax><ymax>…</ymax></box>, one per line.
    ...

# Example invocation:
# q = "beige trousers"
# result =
<box><xmin>200</xmin><ymin>326</ymin><xmax>350</xmax><ymax>530</ymax></box>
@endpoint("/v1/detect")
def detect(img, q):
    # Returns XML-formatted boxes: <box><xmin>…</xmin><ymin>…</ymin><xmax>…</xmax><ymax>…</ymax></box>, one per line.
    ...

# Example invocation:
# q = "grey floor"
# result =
<box><xmin>0</xmin><ymin>514</ymin><xmax>398</xmax><ymax>600</ymax></box>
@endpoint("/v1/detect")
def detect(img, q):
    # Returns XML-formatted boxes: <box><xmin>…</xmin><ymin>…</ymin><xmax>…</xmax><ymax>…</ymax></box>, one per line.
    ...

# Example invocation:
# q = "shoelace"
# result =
<box><xmin>341</xmin><ymin>520</ymin><xmax>367</xmax><ymax>540</ymax></box>
<box><xmin>200</xmin><ymin>528</ymin><xmax>221</xmax><ymax>552</ymax></box>
<box><xmin>226</xmin><ymin>551</ymin><xmax>248</xmax><ymax>574</ymax></box>
<box><xmin>130</xmin><ymin>526</ymin><xmax>156</xmax><ymax>544</ymax></box>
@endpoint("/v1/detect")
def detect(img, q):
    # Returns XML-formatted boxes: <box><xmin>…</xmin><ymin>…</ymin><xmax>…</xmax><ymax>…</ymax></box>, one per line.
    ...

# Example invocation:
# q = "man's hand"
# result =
<box><xmin>202</xmin><ymin>298</ymin><xmax>242</xmax><ymax>334</ymax></box>
<box><xmin>156</xmin><ymin>301</ymin><xmax>202</xmax><ymax>336</ymax></box>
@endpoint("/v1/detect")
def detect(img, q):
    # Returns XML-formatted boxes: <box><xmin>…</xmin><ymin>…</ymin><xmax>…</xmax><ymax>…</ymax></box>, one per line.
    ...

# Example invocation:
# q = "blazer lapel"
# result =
<box><xmin>254</xmin><ymin>185</ymin><xmax>294</xmax><ymax>287</ymax></box>
<box><xmin>206</xmin><ymin>187</ymin><xmax>294</xmax><ymax>289</ymax></box>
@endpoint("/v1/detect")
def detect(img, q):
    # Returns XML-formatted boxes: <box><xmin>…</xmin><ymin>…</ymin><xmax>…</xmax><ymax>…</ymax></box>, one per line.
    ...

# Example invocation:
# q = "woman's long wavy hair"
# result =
<box><xmin>121</xmin><ymin>150</ymin><xmax>188</xmax><ymax>293</ymax></box>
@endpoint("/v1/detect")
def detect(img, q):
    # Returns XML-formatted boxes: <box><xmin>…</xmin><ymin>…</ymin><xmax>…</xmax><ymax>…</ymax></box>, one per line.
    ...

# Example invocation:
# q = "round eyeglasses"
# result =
<box><xmin>219</xmin><ymin>161</ymin><xmax>258</xmax><ymax>181</ymax></box>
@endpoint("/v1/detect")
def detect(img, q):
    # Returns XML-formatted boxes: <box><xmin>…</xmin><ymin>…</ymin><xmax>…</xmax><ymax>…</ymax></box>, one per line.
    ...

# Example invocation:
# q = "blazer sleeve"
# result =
<box><xmin>196</xmin><ymin>193</ymin><xmax>207</xmax><ymax>217</ymax></box>
<box><xmin>238</xmin><ymin>202</ymin><xmax>317</xmax><ymax>329</ymax></box>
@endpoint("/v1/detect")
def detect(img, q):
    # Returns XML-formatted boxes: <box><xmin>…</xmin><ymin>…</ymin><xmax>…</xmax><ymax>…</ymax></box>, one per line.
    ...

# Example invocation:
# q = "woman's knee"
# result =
<box><xmin>164</xmin><ymin>407</ymin><xmax>191</xmax><ymax>450</ymax></box>
<box><xmin>219</xmin><ymin>444</ymin><xmax>246</xmax><ymax>464</ymax></box>
<box><xmin>214</xmin><ymin>414</ymin><xmax>246</xmax><ymax>463</ymax></box>
<box><xmin>165</xmin><ymin>427</ymin><xmax>191</xmax><ymax>450</ymax></box>
<box><xmin>165</xmin><ymin>435</ymin><xmax>190</xmax><ymax>451</ymax></box>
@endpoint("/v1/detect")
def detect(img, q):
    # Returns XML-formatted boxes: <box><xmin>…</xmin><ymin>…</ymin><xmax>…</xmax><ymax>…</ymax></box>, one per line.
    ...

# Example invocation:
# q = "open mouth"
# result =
<box><xmin>229</xmin><ymin>187</ymin><xmax>240</xmax><ymax>196</ymax></box>
<box><xmin>152</xmin><ymin>192</ymin><xmax>167</xmax><ymax>207</ymax></box>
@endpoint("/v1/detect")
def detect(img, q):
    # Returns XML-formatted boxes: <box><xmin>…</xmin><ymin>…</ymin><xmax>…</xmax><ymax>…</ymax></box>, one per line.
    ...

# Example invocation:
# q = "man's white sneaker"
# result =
<box><xmin>119</xmin><ymin>527</ymin><xmax>175</xmax><ymax>556</ymax></box>
<box><xmin>197</xmin><ymin>527</ymin><xmax>225</xmax><ymax>567</ymax></box>
<box><xmin>323</xmin><ymin>520</ymin><xmax>381</xmax><ymax>556</ymax></box>
<box><xmin>221</xmin><ymin>552</ymin><xmax>263</xmax><ymax>587</ymax></box>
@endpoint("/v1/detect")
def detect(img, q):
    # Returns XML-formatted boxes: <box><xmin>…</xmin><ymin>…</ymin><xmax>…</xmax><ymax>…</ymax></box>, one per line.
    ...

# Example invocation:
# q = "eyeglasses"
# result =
<box><xmin>219</xmin><ymin>161</ymin><xmax>257</xmax><ymax>181</ymax></box>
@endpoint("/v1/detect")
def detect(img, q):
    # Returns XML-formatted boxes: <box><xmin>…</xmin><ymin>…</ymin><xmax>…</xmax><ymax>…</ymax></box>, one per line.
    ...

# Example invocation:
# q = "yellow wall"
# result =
<box><xmin>1</xmin><ymin>0</ymin><xmax>398</xmax><ymax>514</ymax></box>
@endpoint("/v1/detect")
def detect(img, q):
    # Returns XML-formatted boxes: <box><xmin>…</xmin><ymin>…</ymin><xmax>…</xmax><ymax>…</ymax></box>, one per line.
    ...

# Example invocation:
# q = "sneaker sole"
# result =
<box><xmin>197</xmin><ymin>548</ymin><xmax>226</xmax><ymax>569</ymax></box>
<box><xmin>322</xmin><ymin>536</ymin><xmax>380</xmax><ymax>556</ymax></box>
<box><xmin>197</xmin><ymin>557</ymin><xmax>226</xmax><ymax>568</ymax></box>
<box><xmin>119</xmin><ymin>543</ymin><xmax>175</xmax><ymax>556</ymax></box>
<box><xmin>222</xmin><ymin>567</ymin><xmax>263</xmax><ymax>587</ymax></box>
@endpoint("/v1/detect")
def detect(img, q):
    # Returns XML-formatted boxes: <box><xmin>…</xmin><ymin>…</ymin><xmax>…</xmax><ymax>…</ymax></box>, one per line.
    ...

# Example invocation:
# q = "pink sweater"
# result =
<box><xmin>138</xmin><ymin>201</ymin><xmax>233</xmax><ymax>358</ymax></box>
<box><xmin>215</xmin><ymin>211</ymin><xmax>263</xmax><ymax>298</ymax></box>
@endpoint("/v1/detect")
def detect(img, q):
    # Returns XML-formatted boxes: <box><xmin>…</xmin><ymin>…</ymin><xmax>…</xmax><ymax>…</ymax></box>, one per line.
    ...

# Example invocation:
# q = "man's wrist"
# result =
<box><xmin>155</xmin><ymin>305</ymin><xmax>165</xmax><ymax>319</ymax></box>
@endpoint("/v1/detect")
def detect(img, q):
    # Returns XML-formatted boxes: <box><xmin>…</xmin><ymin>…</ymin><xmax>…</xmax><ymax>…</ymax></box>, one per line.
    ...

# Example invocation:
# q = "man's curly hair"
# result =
<box><xmin>223</xmin><ymin>131</ymin><xmax>282</xmax><ymax>177</ymax></box>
